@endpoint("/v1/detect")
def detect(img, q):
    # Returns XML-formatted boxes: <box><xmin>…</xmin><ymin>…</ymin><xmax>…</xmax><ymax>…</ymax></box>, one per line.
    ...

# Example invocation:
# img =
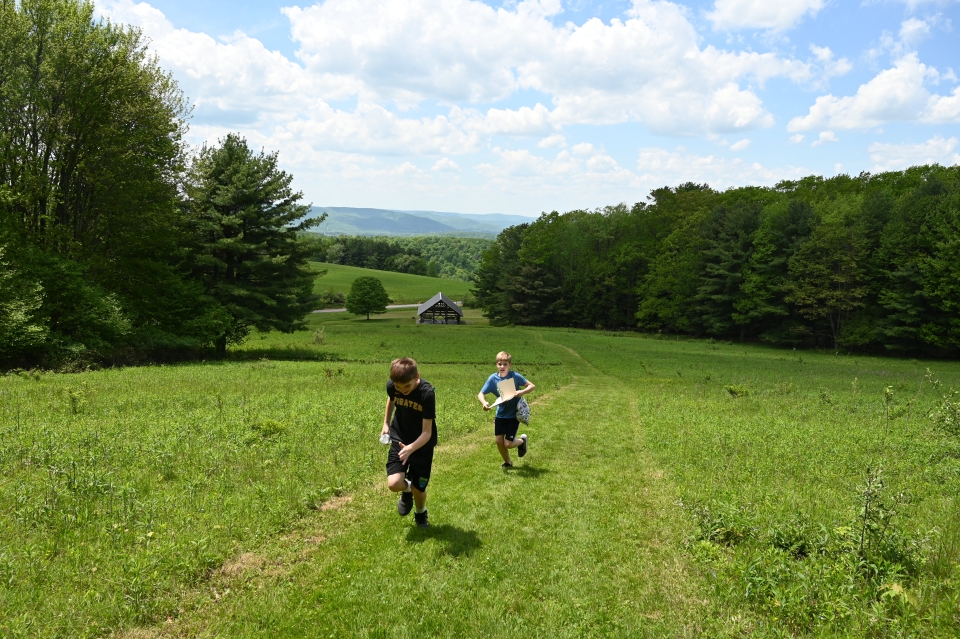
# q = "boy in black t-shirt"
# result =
<box><xmin>381</xmin><ymin>357</ymin><xmax>436</xmax><ymax>527</ymax></box>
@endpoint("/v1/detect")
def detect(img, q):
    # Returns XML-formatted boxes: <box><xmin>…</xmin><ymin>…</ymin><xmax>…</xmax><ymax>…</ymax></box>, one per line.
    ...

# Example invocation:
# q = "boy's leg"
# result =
<box><xmin>411</xmin><ymin>486</ymin><xmax>427</xmax><ymax>511</ymax></box>
<box><xmin>495</xmin><ymin>434</ymin><xmax>512</xmax><ymax>464</ymax></box>
<box><xmin>387</xmin><ymin>473</ymin><xmax>409</xmax><ymax>492</ymax></box>
<box><xmin>406</xmin><ymin>452</ymin><xmax>432</xmax><ymax>526</ymax></box>
<box><xmin>386</xmin><ymin>443</ymin><xmax>414</xmax><ymax>516</ymax></box>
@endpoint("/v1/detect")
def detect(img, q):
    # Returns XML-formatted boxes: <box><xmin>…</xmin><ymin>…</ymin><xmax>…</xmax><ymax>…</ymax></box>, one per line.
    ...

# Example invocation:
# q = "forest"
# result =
<box><xmin>473</xmin><ymin>166</ymin><xmax>960</xmax><ymax>355</ymax></box>
<box><xmin>0</xmin><ymin>0</ymin><xmax>319</xmax><ymax>368</ymax></box>
<box><xmin>307</xmin><ymin>234</ymin><xmax>492</xmax><ymax>281</ymax></box>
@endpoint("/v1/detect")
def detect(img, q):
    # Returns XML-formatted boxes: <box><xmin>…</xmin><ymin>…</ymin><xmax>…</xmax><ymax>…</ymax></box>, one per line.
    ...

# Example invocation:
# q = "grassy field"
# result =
<box><xmin>2</xmin><ymin>311</ymin><xmax>960</xmax><ymax>637</ymax></box>
<box><xmin>310</xmin><ymin>263</ymin><xmax>473</xmax><ymax>305</ymax></box>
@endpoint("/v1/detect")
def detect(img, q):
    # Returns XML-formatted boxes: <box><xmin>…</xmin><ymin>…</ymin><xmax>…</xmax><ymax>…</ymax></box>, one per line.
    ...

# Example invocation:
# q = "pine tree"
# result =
<box><xmin>733</xmin><ymin>199</ymin><xmax>814</xmax><ymax>343</ymax></box>
<box><xmin>696</xmin><ymin>201</ymin><xmax>761</xmax><ymax>338</ymax></box>
<box><xmin>185</xmin><ymin>134</ymin><xmax>322</xmax><ymax>357</ymax></box>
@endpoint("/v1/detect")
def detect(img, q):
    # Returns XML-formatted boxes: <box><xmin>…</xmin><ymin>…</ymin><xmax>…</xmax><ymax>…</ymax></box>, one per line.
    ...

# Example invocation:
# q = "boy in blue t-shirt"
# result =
<box><xmin>477</xmin><ymin>351</ymin><xmax>536</xmax><ymax>468</ymax></box>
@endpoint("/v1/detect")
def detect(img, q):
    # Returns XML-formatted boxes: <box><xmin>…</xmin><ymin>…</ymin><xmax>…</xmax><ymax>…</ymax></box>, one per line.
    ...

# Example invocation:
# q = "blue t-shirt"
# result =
<box><xmin>480</xmin><ymin>371</ymin><xmax>528</xmax><ymax>419</ymax></box>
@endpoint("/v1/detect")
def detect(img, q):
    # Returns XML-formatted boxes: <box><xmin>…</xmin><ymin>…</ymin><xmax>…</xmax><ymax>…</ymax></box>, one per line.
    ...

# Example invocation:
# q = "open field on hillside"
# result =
<box><xmin>310</xmin><ymin>263</ymin><xmax>473</xmax><ymax>305</ymax></box>
<box><xmin>2</xmin><ymin>312</ymin><xmax>960</xmax><ymax>637</ymax></box>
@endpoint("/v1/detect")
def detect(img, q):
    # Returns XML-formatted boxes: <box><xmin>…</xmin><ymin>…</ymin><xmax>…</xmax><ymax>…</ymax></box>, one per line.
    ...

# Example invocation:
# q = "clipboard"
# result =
<box><xmin>490</xmin><ymin>376</ymin><xmax>517</xmax><ymax>407</ymax></box>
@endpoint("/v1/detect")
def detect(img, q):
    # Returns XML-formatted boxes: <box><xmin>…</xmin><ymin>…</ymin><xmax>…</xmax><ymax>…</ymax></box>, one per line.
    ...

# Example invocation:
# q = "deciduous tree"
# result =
<box><xmin>346</xmin><ymin>276</ymin><xmax>390</xmax><ymax>320</ymax></box>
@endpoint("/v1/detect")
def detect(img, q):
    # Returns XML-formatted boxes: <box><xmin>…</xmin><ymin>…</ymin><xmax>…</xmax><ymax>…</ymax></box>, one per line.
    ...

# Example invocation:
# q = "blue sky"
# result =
<box><xmin>97</xmin><ymin>0</ymin><xmax>960</xmax><ymax>216</ymax></box>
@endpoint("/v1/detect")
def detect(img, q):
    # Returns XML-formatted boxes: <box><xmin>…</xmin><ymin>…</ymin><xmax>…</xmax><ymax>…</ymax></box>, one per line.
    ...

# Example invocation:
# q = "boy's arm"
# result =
<box><xmin>477</xmin><ymin>391</ymin><xmax>491</xmax><ymax>411</ymax></box>
<box><xmin>516</xmin><ymin>380</ymin><xmax>536</xmax><ymax>396</ymax></box>
<box><xmin>398</xmin><ymin>418</ymin><xmax>433</xmax><ymax>462</ymax></box>
<box><xmin>382</xmin><ymin>398</ymin><xmax>393</xmax><ymax>436</ymax></box>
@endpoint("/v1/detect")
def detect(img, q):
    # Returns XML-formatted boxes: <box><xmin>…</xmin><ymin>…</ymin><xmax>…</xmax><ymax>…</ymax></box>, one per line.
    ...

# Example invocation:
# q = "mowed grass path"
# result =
<box><xmin>135</xmin><ymin>335</ymin><xmax>707</xmax><ymax>637</ymax></box>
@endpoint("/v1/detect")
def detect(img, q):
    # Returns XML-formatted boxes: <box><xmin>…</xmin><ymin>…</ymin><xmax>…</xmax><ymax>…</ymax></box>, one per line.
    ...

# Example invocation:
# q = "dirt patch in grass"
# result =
<box><xmin>320</xmin><ymin>495</ymin><xmax>352</xmax><ymax>511</ymax></box>
<box><xmin>216</xmin><ymin>552</ymin><xmax>268</xmax><ymax>578</ymax></box>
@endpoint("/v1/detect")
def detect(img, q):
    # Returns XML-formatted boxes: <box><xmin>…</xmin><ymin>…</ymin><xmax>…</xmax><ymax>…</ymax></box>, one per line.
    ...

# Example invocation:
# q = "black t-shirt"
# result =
<box><xmin>386</xmin><ymin>379</ymin><xmax>438</xmax><ymax>449</ymax></box>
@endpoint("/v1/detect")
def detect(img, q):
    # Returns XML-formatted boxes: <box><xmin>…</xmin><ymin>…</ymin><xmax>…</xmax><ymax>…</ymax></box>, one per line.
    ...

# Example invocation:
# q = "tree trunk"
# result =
<box><xmin>215</xmin><ymin>334</ymin><xmax>227</xmax><ymax>359</ymax></box>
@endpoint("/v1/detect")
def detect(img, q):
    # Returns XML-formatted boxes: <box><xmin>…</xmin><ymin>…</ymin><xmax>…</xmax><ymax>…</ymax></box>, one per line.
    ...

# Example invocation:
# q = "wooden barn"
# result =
<box><xmin>417</xmin><ymin>292</ymin><xmax>463</xmax><ymax>324</ymax></box>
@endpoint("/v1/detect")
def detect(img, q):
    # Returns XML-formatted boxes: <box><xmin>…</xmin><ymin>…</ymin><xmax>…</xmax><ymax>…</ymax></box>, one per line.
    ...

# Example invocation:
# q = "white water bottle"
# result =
<box><xmin>380</xmin><ymin>433</ymin><xmax>391</xmax><ymax>445</ymax></box>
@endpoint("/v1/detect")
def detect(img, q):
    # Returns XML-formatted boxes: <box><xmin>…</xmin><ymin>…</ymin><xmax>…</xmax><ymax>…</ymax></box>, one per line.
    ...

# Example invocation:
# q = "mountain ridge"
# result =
<box><xmin>308</xmin><ymin>206</ymin><xmax>535</xmax><ymax>237</ymax></box>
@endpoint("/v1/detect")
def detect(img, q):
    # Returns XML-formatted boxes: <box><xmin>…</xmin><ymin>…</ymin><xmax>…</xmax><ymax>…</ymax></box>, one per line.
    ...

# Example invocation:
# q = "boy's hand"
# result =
<box><xmin>398</xmin><ymin>444</ymin><xmax>413</xmax><ymax>463</ymax></box>
<box><xmin>381</xmin><ymin>424</ymin><xmax>390</xmax><ymax>436</ymax></box>
<box><xmin>482</xmin><ymin>402</ymin><xmax>491</xmax><ymax>411</ymax></box>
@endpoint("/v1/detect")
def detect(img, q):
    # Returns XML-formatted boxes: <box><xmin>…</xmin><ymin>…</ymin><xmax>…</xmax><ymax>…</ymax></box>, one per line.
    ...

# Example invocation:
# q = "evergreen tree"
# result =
<box><xmin>185</xmin><ymin>134</ymin><xmax>322</xmax><ymax>357</ymax></box>
<box><xmin>734</xmin><ymin>199</ymin><xmax>814</xmax><ymax>343</ymax></box>
<box><xmin>635</xmin><ymin>185</ymin><xmax>716</xmax><ymax>333</ymax></box>
<box><xmin>472</xmin><ymin>223</ymin><xmax>527</xmax><ymax>323</ymax></box>
<box><xmin>916</xmin><ymin>180</ymin><xmax>960</xmax><ymax>350</ymax></box>
<box><xmin>696</xmin><ymin>201</ymin><xmax>761</xmax><ymax>338</ymax></box>
<box><xmin>346</xmin><ymin>276</ymin><xmax>390</xmax><ymax>319</ymax></box>
<box><xmin>870</xmin><ymin>174</ymin><xmax>947</xmax><ymax>351</ymax></box>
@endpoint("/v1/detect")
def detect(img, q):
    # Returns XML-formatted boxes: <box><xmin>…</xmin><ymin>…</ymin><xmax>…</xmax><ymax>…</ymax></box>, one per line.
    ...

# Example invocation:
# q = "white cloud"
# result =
<box><xmin>925</xmin><ymin>87</ymin><xmax>960</xmax><ymax>122</ymax></box>
<box><xmin>636</xmin><ymin>146</ymin><xmax>806</xmax><ymax>187</ymax></box>
<box><xmin>868</xmin><ymin>135</ymin><xmax>960</xmax><ymax>171</ymax></box>
<box><xmin>98</xmin><ymin>0</ymin><xmax>323</xmax><ymax>118</ymax></box>
<box><xmin>790</xmin><ymin>134</ymin><xmax>805</xmax><ymax>143</ymax></box>
<box><xmin>730</xmin><ymin>138</ymin><xmax>751</xmax><ymax>150</ymax></box>
<box><xmin>477</xmin><ymin>145</ymin><xmax>636</xmax><ymax>187</ymax></box>
<box><xmin>460</xmin><ymin>104</ymin><xmax>556</xmax><ymax>136</ymax></box>
<box><xmin>432</xmin><ymin>157</ymin><xmax>461</xmax><ymax>172</ymax></box>
<box><xmin>282</xmin><ymin>0</ymin><xmax>813</xmax><ymax>135</ymax></box>
<box><xmin>899</xmin><ymin>17</ymin><xmax>934</xmax><ymax>46</ymax></box>
<box><xmin>811</xmin><ymin>131</ymin><xmax>839</xmax><ymax>146</ymax></box>
<box><xmin>808</xmin><ymin>45</ymin><xmax>853</xmax><ymax>86</ymax></box>
<box><xmin>537</xmin><ymin>134</ymin><xmax>567</xmax><ymax>148</ymax></box>
<box><xmin>707</xmin><ymin>0</ymin><xmax>825</xmax><ymax>31</ymax></box>
<box><xmin>788</xmin><ymin>54</ymin><xmax>960</xmax><ymax>131</ymax></box>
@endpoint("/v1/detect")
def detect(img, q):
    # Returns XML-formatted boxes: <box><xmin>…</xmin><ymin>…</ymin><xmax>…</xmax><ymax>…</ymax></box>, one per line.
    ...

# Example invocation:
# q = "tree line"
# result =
<box><xmin>306</xmin><ymin>234</ymin><xmax>492</xmax><ymax>281</ymax></box>
<box><xmin>0</xmin><ymin>0</ymin><xmax>320</xmax><ymax>367</ymax></box>
<box><xmin>473</xmin><ymin>166</ymin><xmax>960</xmax><ymax>355</ymax></box>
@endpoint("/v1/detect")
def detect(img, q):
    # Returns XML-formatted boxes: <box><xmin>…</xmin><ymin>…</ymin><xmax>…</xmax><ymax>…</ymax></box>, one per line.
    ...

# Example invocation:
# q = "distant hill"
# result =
<box><xmin>308</xmin><ymin>207</ymin><xmax>534</xmax><ymax>237</ymax></box>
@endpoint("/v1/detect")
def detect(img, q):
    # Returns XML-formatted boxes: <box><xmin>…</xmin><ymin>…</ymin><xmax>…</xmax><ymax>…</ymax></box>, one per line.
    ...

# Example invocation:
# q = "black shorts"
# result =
<box><xmin>386</xmin><ymin>442</ymin><xmax>434</xmax><ymax>492</ymax></box>
<box><xmin>494</xmin><ymin>417</ymin><xmax>520</xmax><ymax>441</ymax></box>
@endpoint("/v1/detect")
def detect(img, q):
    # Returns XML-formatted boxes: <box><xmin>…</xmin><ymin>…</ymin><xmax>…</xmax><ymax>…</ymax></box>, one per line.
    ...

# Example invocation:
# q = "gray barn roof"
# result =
<box><xmin>417</xmin><ymin>292</ymin><xmax>463</xmax><ymax>316</ymax></box>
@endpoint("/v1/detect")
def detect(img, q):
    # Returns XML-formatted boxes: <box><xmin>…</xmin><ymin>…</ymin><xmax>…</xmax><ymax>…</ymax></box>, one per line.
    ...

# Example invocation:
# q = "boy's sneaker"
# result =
<box><xmin>397</xmin><ymin>491</ymin><xmax>413</xmax><ymax>516</ymax></box>
<box><xmin>414</xmin><ymin>510</ymin><xmax>430</xmax><ymax>528</ymax></box>
<box><xmin>500</xmin><ymin>462</ymin><xmax>513</xmax><ymax>469</ymax></box>
<box><xmin>518</xmin><ymin>434</ymin><xmax>528</xmax><ymax>458</ymax></box>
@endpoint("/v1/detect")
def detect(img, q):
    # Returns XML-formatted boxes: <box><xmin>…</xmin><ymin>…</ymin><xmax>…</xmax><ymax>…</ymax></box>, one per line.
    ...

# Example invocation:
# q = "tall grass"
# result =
<box><xmin>2</xmin><ymin>315</ymin><xmax>959</xmax><ymax>636</ymax></box>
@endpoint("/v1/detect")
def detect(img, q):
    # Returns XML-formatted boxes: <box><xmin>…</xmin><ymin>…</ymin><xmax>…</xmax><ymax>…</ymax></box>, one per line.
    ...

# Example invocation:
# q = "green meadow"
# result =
<box><xmin>310</xmin><ymin>263</ymin><xmax>473</xmax><ymax>305</ymax></box>
<box><xmin>2</xmin><ymin>309</ymin><xmax>960</xmax><ymax>637</ymax></box>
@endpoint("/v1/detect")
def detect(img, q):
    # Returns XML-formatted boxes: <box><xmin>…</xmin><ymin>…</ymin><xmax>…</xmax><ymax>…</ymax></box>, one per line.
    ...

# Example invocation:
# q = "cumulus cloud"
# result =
<box><xmin>636</xmin><ymin>146</ymin><xmax>806</xmax><ymax>188</ymax></box>
<box><xmin>97</xmin><ymin>0</ymin><xmax>828</xmax><ymax>147</ymax></box>
<box><xmin>432</xmin><ymin>157</ymin><xmax>461</xmax><ymax>172</ymax></box>
<box><xmin>730</xmin><ymin>138</ymin><xmax>751</xmax><ymax>150</ymax></box>
<box><xmin>459</xmin><ymin>104</ymin><xmax>556</xmax><ymax>136</ymax></box>
<box><xmin>477</xmin><ymin>145</ymin><xmax>636</xmax><ymax>187</ymax></box>
<box><xmin>790</xmin><ymin>134</ymin><xmax>805</xmax><ymax>143</ymax></box>
<box><xmin>537</xmin><ymin>134</ymin><xmax>567</xmax><ymax>148</ymax></box>
<box><xmin>899</xmin><ymin>17</ymin><xmax>934</xmax><ymax>46</ymax></box>
<box><xmin>98</xmin><ymin>0</ymin><xmax>322</xmax><ymax>119</ymax></box>
<box><xmin>808</xmin><ymin>45</ymin><xmax>853</xmax><ymax>86</ymax></box>
<box><xmin>282</xmin><ymin>0</ymin><xmax>814</xmax><ymax>135</ymax></box>
<box><xmin>707</xmin><ymin>0</ymin><xmax>825</xmax><ymax>31</ymax></box>
<box><xmin>788</xmin><ymin>54</ymin><xmax>960</xmax><ymax>131</ymax></box>
<box><xmin>811</xmin><ymin>131</ymin><xmax>839</xmax><ymax>147</ymax></box>
<box><xmin>868</xmin><ymin>135</ymin><xmax>960</xmax><ymax>171</ymax></box>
